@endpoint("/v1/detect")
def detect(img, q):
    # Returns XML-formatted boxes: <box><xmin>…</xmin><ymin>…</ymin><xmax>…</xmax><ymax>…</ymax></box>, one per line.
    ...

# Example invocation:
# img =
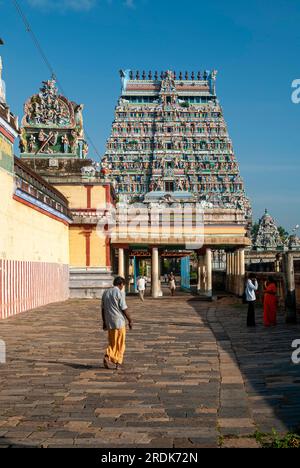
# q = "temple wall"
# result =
<box><xmin>55</xmin><ymin>184</ymin><xmax>110</xmax><ymax>268</ymax></box>
<box><xmin>69</xmin><ymin>226</ymin><xmax>107</xmax><ymax>268</ymax></box>
<box><xmin>0</xmin><ymin>168</ymin><xmax>69</xmax><ymax>319</ymax></box>
<box><xmin>55</xmin><ymin>184</ymin><xmax>108</xmax><ymax>209</ymax></box>
<box><xmin>69</xmin><ymin>226</ymin><xmax>86</xmax><ymax>266</ymax></box>
<box><xmin>90</xmin><ymin>230</ymin><xmax>107</xmax><ymax>267</ymax></box>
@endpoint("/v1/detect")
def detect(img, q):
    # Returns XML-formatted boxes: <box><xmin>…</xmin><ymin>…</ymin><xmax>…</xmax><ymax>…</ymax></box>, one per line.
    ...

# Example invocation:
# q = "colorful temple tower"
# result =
<box><xmin>253</xmin><ymin>209</ymin><xmax>284</xmax><ymax>251</ymax></box>
<box><xmin>103</xmin><ymin>70</ymin><xmax>251</xmax><ymax>219</ymax></box>
<box><xmin>102</xmin><ymin>70</ymin><xmax>252</xmax><ymax>298</ymax></box>
<box><xmin>20</xmin><ymin>77</ymin><xmax>88</xmax><ymax>159</ymax></box>
<box><xmin>19</xmin><ymin>78</ymin><xmax>115</xmax><ymax>299</ymax></box>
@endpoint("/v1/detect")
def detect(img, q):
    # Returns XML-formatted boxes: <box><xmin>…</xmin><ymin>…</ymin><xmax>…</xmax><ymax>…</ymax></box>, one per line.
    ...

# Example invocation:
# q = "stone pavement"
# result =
<box><xmin>0</xmin><ymin>293</ymin><xmax>299</xmax><ymax>448</ymax></box>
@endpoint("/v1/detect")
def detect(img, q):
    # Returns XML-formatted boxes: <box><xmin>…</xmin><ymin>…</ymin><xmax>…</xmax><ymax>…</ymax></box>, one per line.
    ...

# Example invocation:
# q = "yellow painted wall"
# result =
<box><xmin>55</xmin><ymin>185</ymin><xmax>88</xmax><ymax>209</ymax></box>
<box><xmin>54</xmin><ymin>184</ymin><xmax>107</xmax><ymax>209</ymax></box>
<box><xmin>90</xmin><ymin>230</ymin><xmax>107</xmax><ymax>267</ymax></box>
<box><xmin>69</xmin><ymin>226</ymin><xmax>107</xmax><ymax>267</ymax></box>
<box><xmin>0</xmin><ymin>168</ymin><xmax>69</xmax><ymax>264</ymax></box>
<box><xmin>69</xmin><ymin>226</ymin><xmax>86</xmax><ymax>266</ymax></box>
<box><xmin>91</xmin><ymin>186</ymin><xmax>107</xmax><ymax>208</ymax></box>
<box><xmin>57</xmin><ymin>184</ymin><xmax>109</xmax><ymax>268</ymax></box>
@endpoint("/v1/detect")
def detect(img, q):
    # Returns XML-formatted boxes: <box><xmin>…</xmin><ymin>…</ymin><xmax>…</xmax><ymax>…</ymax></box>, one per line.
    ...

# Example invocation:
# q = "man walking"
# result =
<box><xmin>137</xmin><ymin>275</ymin><xmax>146</xmax><ymax>302</ymax></box>
<box><xmin>245</xmin><ymin>273</ymin><xmax>258</xmax><ymax>327</ymax></box>
<box><xmin>101</xmin><ymin>276</ymin><xmax>133</xmax><ymax>370</ymax></box>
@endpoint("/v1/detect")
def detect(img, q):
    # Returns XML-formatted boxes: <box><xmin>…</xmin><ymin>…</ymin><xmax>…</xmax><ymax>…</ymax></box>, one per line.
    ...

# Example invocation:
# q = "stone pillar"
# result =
<box><xmin>205</xmin><ymin>248</ymin><xmax>212</xmax><ymax>297</ymax></box>
<box><xmin>229</xmin><ymin>252</ymin><xmax>234</xmax><ymax>293</ymax></box>
<box><xmin>226</xmin><ymin>253</ymin><xmax>230</xmax><ymax>292</ymax></box>
<box><xmin>197</xmin><ymin>256</ymin><xmax>205</xmax><ymax>293</ymax></box>
<box><xmin>238</xmin><ymin>248</ymin><xmax>245</xmax><ymax>296</ymax></box>
<box><xmin>118</xmin><ymin>248</ymin><xmax>125</xmax><ymax>278</ymax></box>
<box><xmin>284</xmin><ymin>252</ymin><xmax>297</xmax><ymax>323</ymax></box>
<box><xmin>235</xmin><ymin>250</ymin><xmax>240</xmax><ymax>295</ymax></box>
<box><xmin>158</xmin><ymin>254</ymin><xmax>163</xmax><ymax>297</ymax></box>
<box><xmin>151</xmin><ymin>247</ymin><xmax>159</xmax><ymax>298</ymax></box>
<box><xmin>197</xmin><ymin>257</ymin><xmax>202</xmax><ymax>291</ymax></box>
<box><xmin>125</xmin><ymin>252</ymin><xmax>131</xmax><ymax>293</ymax></box>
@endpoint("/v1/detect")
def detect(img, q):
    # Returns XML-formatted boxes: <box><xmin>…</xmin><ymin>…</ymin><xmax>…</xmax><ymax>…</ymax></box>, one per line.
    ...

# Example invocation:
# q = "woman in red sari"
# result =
<box><xmin>263</xmin><ymin>276</ymin><xmax>278</xmax><ymax>327</ymax></box>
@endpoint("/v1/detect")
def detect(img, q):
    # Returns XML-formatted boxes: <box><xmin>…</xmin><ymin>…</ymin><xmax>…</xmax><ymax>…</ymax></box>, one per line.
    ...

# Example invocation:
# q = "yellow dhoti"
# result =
<box><xmin>105</xmin><ymin>327</ymin><xmax>126</xmax><ymax>365</ymax></box>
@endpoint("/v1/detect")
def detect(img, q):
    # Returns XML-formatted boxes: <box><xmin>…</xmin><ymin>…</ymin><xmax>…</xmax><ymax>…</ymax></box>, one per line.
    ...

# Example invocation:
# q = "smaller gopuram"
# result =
<box><xmin>253</xmin><ymin>209</ymin><xmax>284</xmax><ymax>251</ymax></box>
<box><xmin>19</xmin><ymin>78</ymin><xmax>115</xmax><ymax>299</ymax></box>
<box><xmin>20</xmin><ymin>77</ymin><xmax>88</xmax><ymax>159</ymax></box>
<box><xmin>289</xmin><ymin>235</ymin><xmax>300</xmax><ymax>251</ymax></box>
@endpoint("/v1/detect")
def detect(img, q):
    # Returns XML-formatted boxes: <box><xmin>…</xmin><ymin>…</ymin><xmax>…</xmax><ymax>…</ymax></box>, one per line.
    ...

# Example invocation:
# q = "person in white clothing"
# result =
<box><xmin>137</xmin><ymin>276</ymin><xmax>146</xmax><ymax>302</ymax></box>
<box><xmin>245</xmin><ymin>273</ymin><xmax>259</xmax><ymax>327</ymax></box>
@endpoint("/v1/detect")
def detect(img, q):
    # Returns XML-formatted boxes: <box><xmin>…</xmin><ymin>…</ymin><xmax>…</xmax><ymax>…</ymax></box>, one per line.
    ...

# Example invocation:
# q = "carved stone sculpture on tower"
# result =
<box><xmin>20</xmin><ymin>77</ymin><xmax>88</xmax><ymax>159</ymax></box>
<box><xmin>253</xmin><ymin>209</ymin><xmax>284</xmax><ymax>251</ymax></box>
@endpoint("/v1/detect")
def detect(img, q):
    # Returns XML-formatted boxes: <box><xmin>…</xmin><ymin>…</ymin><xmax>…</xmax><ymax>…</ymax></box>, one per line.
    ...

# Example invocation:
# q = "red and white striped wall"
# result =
<box><xmin>0</xmin><ymin>260</ymin><xmax>69</xmax><ymax>320</ymax></box>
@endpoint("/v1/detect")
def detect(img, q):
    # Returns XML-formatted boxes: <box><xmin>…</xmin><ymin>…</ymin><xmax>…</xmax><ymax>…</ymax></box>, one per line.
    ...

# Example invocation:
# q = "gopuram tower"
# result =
<box><xmin>19</xmin><ymin>78</ymin><xmax>115</xmax><ymax>299</ymax></box>
<box><xmin>103</xmin><ymin>70</ymin><xmax>252</xmax><ymax>298</ymax></box>
<box><xmin>103</xmin><ymin>69</ymin><xmax>251</xmax><ymax>219</ymax></box>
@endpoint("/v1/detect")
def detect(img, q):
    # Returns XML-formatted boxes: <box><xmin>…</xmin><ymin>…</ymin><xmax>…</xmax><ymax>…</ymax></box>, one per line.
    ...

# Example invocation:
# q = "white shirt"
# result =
<box><xmin>245</xmin><ymin>279</ymin><xmax>258</xmax><ymax>302</ymax></box>
<box><xmin>102</xmin><ymin>287</ymin><xmax>127</xmax><ymax>330</ymax></box>
<box><xmin>137</xmin><ymin>277</ymin><xmax>146</xmax><ymax>291</ymax></box>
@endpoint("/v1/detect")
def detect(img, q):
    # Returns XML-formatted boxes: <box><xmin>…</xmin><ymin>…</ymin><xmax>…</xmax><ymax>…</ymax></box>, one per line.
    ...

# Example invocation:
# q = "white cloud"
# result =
<box><xmin>27</xmin><ymin>0</ymin><xmax>97</xmax><ymax>12</ymax></box>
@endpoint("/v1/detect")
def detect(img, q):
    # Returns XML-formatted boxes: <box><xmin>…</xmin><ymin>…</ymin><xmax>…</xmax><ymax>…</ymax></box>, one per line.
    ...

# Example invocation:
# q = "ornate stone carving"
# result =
<box><xmin>253</xmin><ymin>210</ymin><xmax>283</xmax><ymax>251</ymax></box>
<box><xmin>20</xmin><ymin>77</ymin><xmax>88</xmax><ymax>159</ymax></box>
<box><xmin>103</xmin><ymin>69</ymin><xmax>251</xmax><ymax>217</ymax></box>
<box><xmin>23</xmin><ymin>79</ymin><xmax>73</xmax><ymax>127</ymax></box>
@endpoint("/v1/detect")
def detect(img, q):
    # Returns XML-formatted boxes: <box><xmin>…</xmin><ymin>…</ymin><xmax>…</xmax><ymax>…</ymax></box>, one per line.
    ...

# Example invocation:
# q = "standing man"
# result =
<box><xmin>137</xmin><ymin>275</ymin><xmax>146</xmax><ymax>302</ymax></box>
<box><xmin>245</xmin><ymin>273</ymin><xmax>259</xmax><ymax>327</ymax></box>
<box><xmin>101</xmin><ymin>276</ymin><xmax>133</xmax><ymax>370</ymax></box>
<box><xmin>168</xmin><ymin>272</ymin><xmax>176</xmax><ymax>297</ymax></box>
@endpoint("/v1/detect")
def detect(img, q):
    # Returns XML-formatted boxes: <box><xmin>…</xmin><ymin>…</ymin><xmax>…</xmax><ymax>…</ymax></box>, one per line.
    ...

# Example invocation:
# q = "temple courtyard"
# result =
<box><xmin>0</xmin><ymin>293</ymin><xmax>299</xmax><ymax>448</ymax></box>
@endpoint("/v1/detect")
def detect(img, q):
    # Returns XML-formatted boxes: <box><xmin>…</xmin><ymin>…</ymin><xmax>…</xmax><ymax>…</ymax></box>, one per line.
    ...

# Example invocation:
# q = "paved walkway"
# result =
<box><xmin>0</xmin><ymin>294</ymin><xmax>299</xmax><ymax>448</ymax></box>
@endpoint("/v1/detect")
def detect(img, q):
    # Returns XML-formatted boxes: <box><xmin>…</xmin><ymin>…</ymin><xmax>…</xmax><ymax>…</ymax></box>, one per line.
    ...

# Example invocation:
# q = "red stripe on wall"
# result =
<box><xmin>0</xmin><ymin>126</ymin><xmax>15</xmax><ymax>144</ymax></box>
<box><xmin>105</xmin><ymin>237</ymin><xmax>111</xmax><ymax>268</ymax></box>
<box><xmin>84</xmin><ymin>186</ymin><xmax>93</xmax><ymax>209</ymax></box>
<box><xmin>84</xmin><ymin>232</ymin><xmax>91</xmax><ymax>267</ymax></box>
<box><xmin>0</xmin><ymin>260</ymin><xmax>69</xmax><ymax>320</ymax></box>
<box><xmin>105</xmin><ymin>184</ymin><xmax>111</xmax><ymax>206</ymax></box>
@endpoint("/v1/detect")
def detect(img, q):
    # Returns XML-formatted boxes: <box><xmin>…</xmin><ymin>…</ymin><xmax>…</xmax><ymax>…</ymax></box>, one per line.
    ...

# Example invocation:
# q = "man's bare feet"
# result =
<box><xmin>103</xmin><ymin>356</ymin><xmax>115</xmax><ymax>370</ymax></box>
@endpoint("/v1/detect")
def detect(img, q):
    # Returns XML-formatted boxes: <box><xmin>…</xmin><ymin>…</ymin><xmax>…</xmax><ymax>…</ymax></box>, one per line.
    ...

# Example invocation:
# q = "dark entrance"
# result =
<box><xmin>165</xmin><ymin>181</ymin><xmax>174</xmax><ymax>192</ymax></box>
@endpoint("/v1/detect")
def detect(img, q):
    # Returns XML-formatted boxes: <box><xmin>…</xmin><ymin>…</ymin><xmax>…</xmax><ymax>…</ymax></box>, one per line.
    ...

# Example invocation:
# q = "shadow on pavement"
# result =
<box><xmin>188</xmin><ymin>295</ymin><xmax>300</xmax><ymax>435</ymax></box>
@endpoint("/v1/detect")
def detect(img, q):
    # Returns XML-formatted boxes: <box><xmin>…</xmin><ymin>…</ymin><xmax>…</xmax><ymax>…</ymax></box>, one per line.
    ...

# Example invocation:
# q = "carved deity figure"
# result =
<box><xmin>71</xmin><ymin>130</ymin><xmax>79</xmax><ymax>154</ymax></box>
<box><xmin>28</xmin><ymin>135</ymin><xmax>36</xmax><ymax>153</ymax></box>
<box><xmin>62</xmin><ymin>134</ymin><xmax>69</xmax><ymax>153</ymax></box>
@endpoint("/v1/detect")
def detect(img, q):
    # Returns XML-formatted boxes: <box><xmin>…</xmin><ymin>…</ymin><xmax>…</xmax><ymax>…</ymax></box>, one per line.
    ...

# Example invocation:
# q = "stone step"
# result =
<box><xmin>70</xmin><ymin>275</ymin><xmax>113</xmax><ymax>282</ymax></box>
<box><xmin>69</xmin><ymin>267</ymin><xmax>114</xmax><ymax>299</ymax></box>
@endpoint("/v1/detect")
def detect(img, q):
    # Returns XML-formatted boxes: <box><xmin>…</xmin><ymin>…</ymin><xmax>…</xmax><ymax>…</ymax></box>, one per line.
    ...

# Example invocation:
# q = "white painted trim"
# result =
<box><xmin>0</xmin><ymin>116</ymin><xmax>18</xmax><ymax>138</ymax></box>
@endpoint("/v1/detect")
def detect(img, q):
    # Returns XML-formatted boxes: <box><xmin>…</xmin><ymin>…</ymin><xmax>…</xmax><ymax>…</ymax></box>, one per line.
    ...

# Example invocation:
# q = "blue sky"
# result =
<box><xmin>1</xmin><ymin>0</ymin><xmax>300</xmax><ymax>230</ymax></box>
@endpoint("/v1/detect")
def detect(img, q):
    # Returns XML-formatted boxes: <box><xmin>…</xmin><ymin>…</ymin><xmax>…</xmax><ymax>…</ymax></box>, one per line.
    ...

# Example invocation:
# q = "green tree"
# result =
<box><xmin>251</xmin><ymin>222</ymin><xmax>259</xmax><ymax>239</ymax></box>
<box><xmin>278</xmin><ymin>226</ymin><xmax>289</xmax><ymax>243</ymax></box>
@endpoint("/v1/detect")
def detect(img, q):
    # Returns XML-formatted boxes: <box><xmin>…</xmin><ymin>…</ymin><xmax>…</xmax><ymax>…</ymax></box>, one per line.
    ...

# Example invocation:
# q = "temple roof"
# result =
<box><xmin>120</xmin><ymin>70</ymin><xmax>217</xmax><ymax>97</ymax></box>
<box><xmin>20</xmin><ymin>78</ymin><xmax>88</xmax><ymax>159</ymax></box>
<box><xmin>253</xmin><ymin>209</ymin><xmax>283</xmax><ymax>251</ymax></box>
